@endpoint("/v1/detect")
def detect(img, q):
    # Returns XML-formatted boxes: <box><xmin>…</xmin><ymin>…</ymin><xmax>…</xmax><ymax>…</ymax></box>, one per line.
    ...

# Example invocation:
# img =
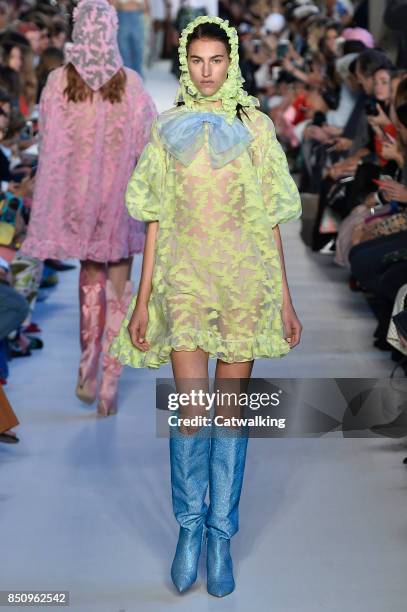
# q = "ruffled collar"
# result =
<box><xmin>175</xmin><ymin>15</ymin><xmax>259</xmax><ymax>125</ymax></box>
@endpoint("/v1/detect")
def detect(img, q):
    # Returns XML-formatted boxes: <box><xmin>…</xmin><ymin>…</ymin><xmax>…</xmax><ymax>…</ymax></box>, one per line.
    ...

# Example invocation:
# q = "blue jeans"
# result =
<box><xmin>117</xmin><ymin>10</ymin><xmax>144</xmax><ymax>78</ymax></box>
<box><xmin>0</xmin><ymin>283</ymin><xmax>29</xmax><ymax>340</ymax></box>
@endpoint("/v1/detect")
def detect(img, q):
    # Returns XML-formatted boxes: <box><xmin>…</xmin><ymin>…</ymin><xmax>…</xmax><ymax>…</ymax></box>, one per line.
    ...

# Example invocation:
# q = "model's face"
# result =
<box><xmin>373</xmin><ymin>69</ymin><xmax>391</xmax><ymax>102</ymax></box>
<box><xmin>9</xmin><ymin>46</ymin><xmax>22</xmax><ymax>72</ymax></box>
<box><xmin>187</xmin><ymin>38</ymin><xmax>230</xmax><ymax>97</ymax></box>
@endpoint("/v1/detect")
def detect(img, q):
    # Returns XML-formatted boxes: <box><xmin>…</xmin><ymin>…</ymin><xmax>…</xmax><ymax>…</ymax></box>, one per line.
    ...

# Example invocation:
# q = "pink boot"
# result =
<box><xmin>76</xmin><ymin>268</ymin><xmax>106</xmax><ymax>404</ymax></box>
<box><xmin>97</xmin><ymin>280</ymin><xmax>133</xmax><ymax>417</ymax></box>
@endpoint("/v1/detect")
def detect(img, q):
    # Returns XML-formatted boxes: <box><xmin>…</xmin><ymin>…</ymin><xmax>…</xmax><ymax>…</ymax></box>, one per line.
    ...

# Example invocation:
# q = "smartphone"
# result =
<box><xmin>252</xmin><ymin>39</ymin><xmax>261</xmax><ymax>53</ymax></box>
<box><xmin>277</xmin><ymin>39</ymin><xmax>289</xmax><ymax>60</ymax></box>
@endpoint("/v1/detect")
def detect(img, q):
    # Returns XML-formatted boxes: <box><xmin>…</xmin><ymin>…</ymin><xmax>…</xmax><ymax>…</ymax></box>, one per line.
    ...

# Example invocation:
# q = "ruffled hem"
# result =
<box><xmin>110</xmin><ymin>326</ymin><xmax>291</xmax><ymax>369</ymax></box>
<box><xmin>21</xmin><ymin>235</ymin><xmax>145</xmax><ymax>263</ymax></box>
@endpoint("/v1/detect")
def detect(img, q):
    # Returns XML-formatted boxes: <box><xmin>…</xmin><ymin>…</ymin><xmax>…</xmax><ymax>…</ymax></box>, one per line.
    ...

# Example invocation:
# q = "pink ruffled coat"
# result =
<box><xmin>22</xmin><ymin>66</ymin><xmax>157</xmax><ymax>262</ymax></box>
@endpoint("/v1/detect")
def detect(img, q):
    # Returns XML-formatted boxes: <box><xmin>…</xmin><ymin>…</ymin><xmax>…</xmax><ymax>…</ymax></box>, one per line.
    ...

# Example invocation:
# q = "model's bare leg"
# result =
<box><xmin>80</xmin><ymin>259</ymin><xmax>105</xmax><ymax>282</ymax></box>
<box><xmin>107</xmin><ymin>257</ymin><xmax>132</xmax><ymax>299</ymax></box>
<box><xmin>213</xmin><ymin>359</ymin><xmax>254</xmax><ymax>424</ymax></box>
<box><xmin>171</xmin><ymin>348</ymin><xmax>210</xmax><ymax>433</ymax></box>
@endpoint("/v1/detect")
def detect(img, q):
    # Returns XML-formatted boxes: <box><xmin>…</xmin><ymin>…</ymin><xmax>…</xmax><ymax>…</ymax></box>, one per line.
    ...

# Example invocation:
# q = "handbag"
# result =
<box><xmin>0</xmin><ymin>222</ymin><xmax>15</xmax><ymax>246</ymax></box>
<box><xmin>368</xmin><ymin>212</ymin><xmax>407</xmax><ymax>239</ymax></box>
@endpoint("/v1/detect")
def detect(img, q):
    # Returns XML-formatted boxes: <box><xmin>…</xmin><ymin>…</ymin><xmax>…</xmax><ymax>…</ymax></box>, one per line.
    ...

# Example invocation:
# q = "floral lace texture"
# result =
<box><xmin>110</xmin><ymin>106</ymin><xmax>302</xmax><ymax>368</ymax></box>
<box><xmin>22</xmin><ymin>67</ymin><xmax>157</xmax><ymax>262</ymax></box>
<box><xmin>66</xmin><ymin>0</ymin><xmax>123</xmax><ymax>91</ymax></box>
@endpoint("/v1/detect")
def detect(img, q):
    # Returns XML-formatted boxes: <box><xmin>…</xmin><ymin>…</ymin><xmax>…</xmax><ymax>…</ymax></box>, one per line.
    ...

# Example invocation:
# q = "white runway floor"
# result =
<box><xmin>2</xmin><ymin>62</ymin><xmax>407</xmax><ymax>612</ymax></box>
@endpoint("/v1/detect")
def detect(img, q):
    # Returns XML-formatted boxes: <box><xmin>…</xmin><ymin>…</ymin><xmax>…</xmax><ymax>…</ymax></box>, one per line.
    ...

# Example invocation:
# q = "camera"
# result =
<box><xmin>312</xmin><ymin>111</ymin><xmax>326</xmax><ymax>127</ymax></box>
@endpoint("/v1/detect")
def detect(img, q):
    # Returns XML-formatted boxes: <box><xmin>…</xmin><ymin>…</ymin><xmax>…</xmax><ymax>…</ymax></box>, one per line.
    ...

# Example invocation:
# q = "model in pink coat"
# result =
<box><xmin>22</xmin><ymin>0</ymin><xmax>157</xmax><ymax>416</ymax></box>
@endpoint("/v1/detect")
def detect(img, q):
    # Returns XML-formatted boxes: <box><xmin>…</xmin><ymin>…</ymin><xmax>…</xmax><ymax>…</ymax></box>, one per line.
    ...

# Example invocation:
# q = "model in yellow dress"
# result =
<box><xmin>110</xmin><ymin>15</ymin><xmax>302</xmax><ymax>598</ymax></box>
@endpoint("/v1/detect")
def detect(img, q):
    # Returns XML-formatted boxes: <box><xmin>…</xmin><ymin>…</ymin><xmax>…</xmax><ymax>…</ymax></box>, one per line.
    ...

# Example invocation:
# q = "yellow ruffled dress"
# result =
<box><xmin>109</xmin><ymin>105</ymin><xmax>302</xmax><ymax>368</ymax></box>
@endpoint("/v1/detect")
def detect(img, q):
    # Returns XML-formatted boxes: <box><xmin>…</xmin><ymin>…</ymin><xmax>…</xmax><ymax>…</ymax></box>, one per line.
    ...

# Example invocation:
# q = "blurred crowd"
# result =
<box><xmin>0</xmin><ymin>1</ymin><xmax>75</xmax><ymax>390</ymax></box>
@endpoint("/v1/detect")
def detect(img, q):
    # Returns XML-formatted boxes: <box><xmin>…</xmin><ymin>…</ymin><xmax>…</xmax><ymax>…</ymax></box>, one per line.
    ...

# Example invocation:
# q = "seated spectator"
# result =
<box><xmin>347</xmin><ymin>76</ymin><xmax>407</xmax><ymax>350</ymax></box>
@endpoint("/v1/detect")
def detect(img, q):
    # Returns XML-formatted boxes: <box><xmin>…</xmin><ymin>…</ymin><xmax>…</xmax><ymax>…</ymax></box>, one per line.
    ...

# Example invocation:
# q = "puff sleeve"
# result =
<box><xmin>125</xmin><ymin>119</ymin><xmax>166</xmax><ymax>222</ymax></box>
<box><xmin>259</xmin><ymin>117</ymin><xmax>302</xmax><ymax>228</ymax></box>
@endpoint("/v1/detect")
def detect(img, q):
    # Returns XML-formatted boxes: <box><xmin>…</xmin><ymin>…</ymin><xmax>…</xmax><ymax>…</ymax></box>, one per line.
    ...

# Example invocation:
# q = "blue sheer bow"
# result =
<box><xmin>157</xmin><ymin>111</ymin><xmax>253</xmax><ymax>168</ymax></box>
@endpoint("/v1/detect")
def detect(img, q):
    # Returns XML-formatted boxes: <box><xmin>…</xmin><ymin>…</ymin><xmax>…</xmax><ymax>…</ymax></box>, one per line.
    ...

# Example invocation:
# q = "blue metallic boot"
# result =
<box><xmin>169</xmin><ymin>423</ymin><xmax>211</xmax><ymax>593</ymax></box>
<box><xmin>206</xmin><ymin>423</ymin><xmax>249</xmax><ymax>597</ymax></box>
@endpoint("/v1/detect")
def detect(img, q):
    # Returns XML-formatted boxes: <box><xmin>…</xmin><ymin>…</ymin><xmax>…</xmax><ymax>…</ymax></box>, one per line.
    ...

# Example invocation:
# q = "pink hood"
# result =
<box><xmin>65</xmin><ymin>0</ymin><xmax>123</xmax><ymax>91</ymax></box>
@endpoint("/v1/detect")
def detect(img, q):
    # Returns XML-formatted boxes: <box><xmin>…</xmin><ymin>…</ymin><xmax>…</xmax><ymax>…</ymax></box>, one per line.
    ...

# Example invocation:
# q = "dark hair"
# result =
<box><xmin>178</xmin><ymin>22</ymin><xmax>251</xmax><ymax>122</ymax></box>
<box><xmin>21</xmin><ymin>11</ymin><xmax>50</xmax><ymax>31</ymax></box>
<box><xmin>357</xmin><ymin>49</ymin><xmax>393</xmax><ymax>78</ymax></box>
<box><xmin>37</xmin><ymin>47</ymin><xmax>64</xmax><ymax>102</ymax></box>
<box><xmin>395</xmin><ymin>77</ymin><xmax>407</xmax><ymax>127</ymax></box>
<box><xmin>0</xmin><ymin>31</ymin><xmax>30</xmax><ymax>51</ymax></box>
<box><xmin>37</xmin><ymin>46</ymin><xmax>64</xmax><ymax>73</ymax></box>
<box><xmin>325</xmin><ymin>20</ymin><xmax>342</xmax><ymax>33</ymax></box>
<box><xmin>0</xmin><ymin>66</ymin><xmax>21</xmax><ymax>99</ymax></box>
<box><xmin>0</xmin><ymin>88</ymin><xmax>11</xmax><ymax>105</ymax></box>
<box><xmin>186</xmin><ymin>22</ymin><xmax>231</xmax><ymax>53</ymax></box>
<box><xmin>50</xmin><ymin>18</ymin><xmax>68</xmax><ymax>39</ymax></box>
<box><xmin>1</xmin><ymin>41</ymin><xmax>22</xmax><ymax>62</ymax></box>
<box><xmin>342</xmin><ymin>40</ymin><xmax>366</xmax><ymax>55</ymax></box>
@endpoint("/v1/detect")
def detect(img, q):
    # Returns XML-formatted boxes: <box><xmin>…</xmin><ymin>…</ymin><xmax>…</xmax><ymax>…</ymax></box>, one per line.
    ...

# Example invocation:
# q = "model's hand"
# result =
<box><xmin>127</xmin><ymin>303</ymin><xmax>150</xmax><ymax>351</ymax></box>
<box><xmin>281</xmin><ymin>302</ymin><xmax>302</xmax><ymax>349</ymax></box>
